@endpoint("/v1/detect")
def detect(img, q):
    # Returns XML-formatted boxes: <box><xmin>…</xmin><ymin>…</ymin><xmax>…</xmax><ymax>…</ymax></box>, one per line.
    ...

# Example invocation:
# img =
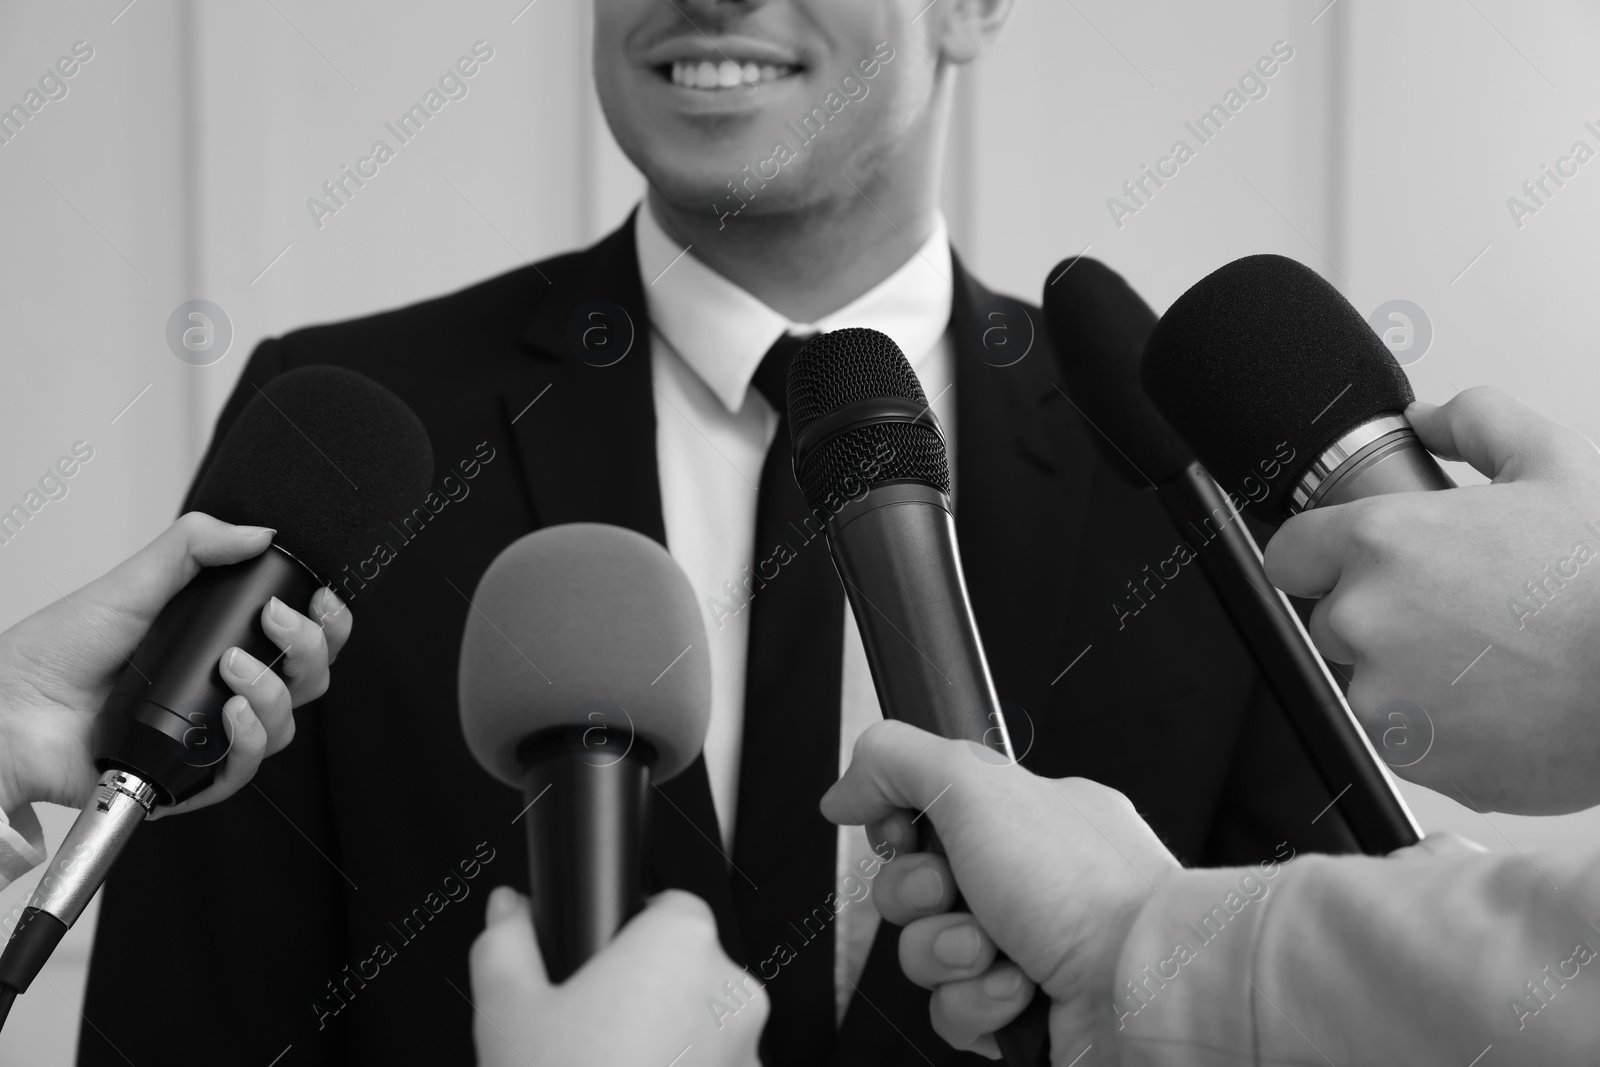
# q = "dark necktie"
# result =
<box><xmin>732</xmin><ymin>333</ymin><xmax>845</xmax><ymax>1066</ymax></box>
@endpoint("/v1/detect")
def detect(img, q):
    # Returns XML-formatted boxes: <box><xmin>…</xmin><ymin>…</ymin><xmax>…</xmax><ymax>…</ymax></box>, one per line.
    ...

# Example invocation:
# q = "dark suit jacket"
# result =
<box><xmin>78</xmin><ymin>216</ymin><xmax>1354</xmax><ymax>1066</ymax></box>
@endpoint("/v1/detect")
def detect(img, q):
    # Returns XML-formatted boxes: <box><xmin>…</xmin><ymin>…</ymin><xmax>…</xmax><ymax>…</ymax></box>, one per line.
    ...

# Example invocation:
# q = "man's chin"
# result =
<box><xmin>641</xmin><ymin>151</ymin><xmax>808</xmax><ymax>218</ymax></box>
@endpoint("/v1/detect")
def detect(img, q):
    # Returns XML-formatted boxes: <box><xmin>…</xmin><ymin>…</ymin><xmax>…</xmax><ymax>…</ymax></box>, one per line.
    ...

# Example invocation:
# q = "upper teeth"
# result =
<box><xmin>671</xmin><ymin>60</ymin><xmax>793</xmax><ymax>90</ymax></box>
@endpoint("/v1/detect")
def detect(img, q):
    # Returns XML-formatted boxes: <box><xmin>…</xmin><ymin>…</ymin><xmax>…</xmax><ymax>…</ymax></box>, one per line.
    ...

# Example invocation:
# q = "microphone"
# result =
<box><xmin>1141</xmin><ymin>253</ymin><xmax>1454</xmax><ymax>527</ymax></box>
<box><xmin>457</xmin><ymin>523</ymin><xmax>710</xmax><ymax>981</ymax></box>
<box><xmin>0</xmin><ymin>366</ymin><xmax>434</xmax><ymax>1020</ymax></box>
<box><xmin>785</xmin><ymin>328</ymin><xmax>1047</xmax><ymax>1067</ymax></box>
<box><xmin>786</xmin><ymin>329</ymin><xmax>1013</xmax><ymax>757</ymax></box>
<box><xmin>1044</xmin><ymin>256</ymin><xmax>1420</xmax><ymax>854</ymax></box>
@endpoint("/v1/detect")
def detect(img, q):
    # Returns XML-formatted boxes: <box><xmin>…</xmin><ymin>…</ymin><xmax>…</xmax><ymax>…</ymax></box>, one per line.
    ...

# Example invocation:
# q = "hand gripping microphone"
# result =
<box><xmin>784</xmin><ymin>328</ymin><xmax>1047</xmax><ymax>1067</ymax></box>
<box><xmin>0</xmin><ymin>366</ymin><xmax>434</xmax><ymax>1021</ymax></box>
<box><xmin>1044</xmin><ymin>256</ymin><xmax>1420</xmax><ymax>854</ymax></box>
<box><xmin>1141</xmin><ymin>253</ymin><xmax>1455</xmax><ymax>526</ymax></box>
<box><xmin>457</xmin><ymin>523</ymin><xmax>710</xmax><ymax>981</ymax></box>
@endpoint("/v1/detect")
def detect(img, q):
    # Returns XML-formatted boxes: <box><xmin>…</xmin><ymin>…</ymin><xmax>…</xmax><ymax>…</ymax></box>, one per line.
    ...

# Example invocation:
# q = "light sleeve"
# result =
<box><xmin>1110</xmin><ymin>837</ymin><xmax>1600</xmax><ymax>1066</ymax></box>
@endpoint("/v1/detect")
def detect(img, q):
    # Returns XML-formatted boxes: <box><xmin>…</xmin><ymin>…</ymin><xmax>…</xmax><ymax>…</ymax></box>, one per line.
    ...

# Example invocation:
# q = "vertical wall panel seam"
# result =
<box><xmin>179</xmin><ymin>0</ymin><xmax>204</xmax><ymax>471</ymax></box>
<box><xmin>1325</xmin><ymin>0</ymin><xmax>1351</xmax><ymax>292</ymax></box>
<box><xmin>577</xmin><ymin>3</ymin><xmax>599</xmax><ymax>245</ymax></box>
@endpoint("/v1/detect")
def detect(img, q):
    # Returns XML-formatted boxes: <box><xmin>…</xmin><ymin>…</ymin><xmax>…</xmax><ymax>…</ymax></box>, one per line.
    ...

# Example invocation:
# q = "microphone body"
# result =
<box><xmin>517</xmin><ymin>727</ymin><xmax>651</xmax><ymax>982</ymax></box>
<box><xmin>828</xmin><ymin>483</ymin><xmax>1010</xmax><ymax>753</ymax></box>
<box><xmin>1289</xmin><ymin>414</ymin><xmax>1454</xmax><ymax>513</ymax></box>
<box><xmin>1159</xmin><ymin>464</ymin><xmax>1419</xmax><ymax>851</ymax></box>
<box><xmin>96</xmin><ymin>547</ymin><xmax>319</xmax><ymax>805</ymax></box>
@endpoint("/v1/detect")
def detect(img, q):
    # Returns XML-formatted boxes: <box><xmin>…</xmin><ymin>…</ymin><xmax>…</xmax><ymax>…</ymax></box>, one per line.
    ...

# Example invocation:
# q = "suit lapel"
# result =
<box><xmin>510</xmin><ymin>215</ymin><xmax>662</xmax><ymax>535</ymax></box>
<box><xmin>949</xmin><ymin>252</ymin><xmax>1090</xmax><ymax>738</ymax></box>
<box><xmin>506</xmin><ymin>213</ymin><xmax>747</xmax><ymax>965</ymax></box>
<box><xmin>833</xmin><ymin>255</ymin><xmax>1092</xmax><ymax>1065</ymax></box>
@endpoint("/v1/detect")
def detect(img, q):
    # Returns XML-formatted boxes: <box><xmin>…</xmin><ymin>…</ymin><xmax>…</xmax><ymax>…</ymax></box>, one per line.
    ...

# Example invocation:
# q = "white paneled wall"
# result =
<box><xmin>960</xmin><ymin>1</ymin><xmax>1346</xmax><ymax>308</ymax></box>
<box><xmin>1</xmin><ymin>1</ymin><xmax>1597</xmax><ymax>1062</ymax></box>
<box><xmin>0</xmin><ymin>3</ymin><xmax>195</xmax><ymax>1054</ymax></box>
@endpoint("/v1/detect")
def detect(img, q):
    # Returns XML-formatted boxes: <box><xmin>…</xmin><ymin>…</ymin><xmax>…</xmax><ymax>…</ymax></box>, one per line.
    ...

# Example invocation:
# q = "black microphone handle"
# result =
<box><xmin>827</xmin><ymin>482</ymin><xmax>1050</xmax><ymax>1067</ymax></box>
<box><xmin>1156</xmin><ymin>463</ymin><xmax>1421</xmax><ymax>854</ymax></box>
<box><xmin>94</xmin><ymin>546</ymin><xmax>321</xmax><ymax>802</ymax></box>
<box><xmin>827</xmin><ymin>483</ymin><xmax>1009</xmax><ymax>751</ymax></box>
<box><xmin>516</xmin><ymin>727</ymin><xmax>651</xmax><ymax>983</ymax></box>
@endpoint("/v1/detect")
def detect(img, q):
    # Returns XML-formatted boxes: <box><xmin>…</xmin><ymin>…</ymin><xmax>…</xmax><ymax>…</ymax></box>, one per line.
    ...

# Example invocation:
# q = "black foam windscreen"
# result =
<box><xmin>190</xmin><ymin>365</ymin><xmax>435</xmax><ymax>590</ymax></box>
<box><xmin>1042</xmin><ymin>256</ymin><xmax>1190</xmax><ymax>487</ymax></box>
<box><xmin>786</xmin><ymin>327</ymin><xmax>949</xmax><ymax>511</ymax></box>
<box><xmin>1141</xmin><ymin>254</ymin><xmax>1413</xmax><ymax>522</ymax></box>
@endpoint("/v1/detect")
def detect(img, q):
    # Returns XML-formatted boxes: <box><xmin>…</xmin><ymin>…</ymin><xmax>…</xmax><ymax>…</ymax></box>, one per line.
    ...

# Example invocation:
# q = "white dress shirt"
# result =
<box><xmin>637</xmin><ymin>200</ymin><xmax>956</xmax><ymax>1022</ymax></box>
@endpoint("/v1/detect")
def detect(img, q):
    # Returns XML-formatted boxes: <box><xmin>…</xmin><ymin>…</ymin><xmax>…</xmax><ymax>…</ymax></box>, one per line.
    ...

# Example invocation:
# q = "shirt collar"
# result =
<box><xmin>635</xmin><ymin>199</ymin><xmax>954</xmax><ymax>414</ymax></box>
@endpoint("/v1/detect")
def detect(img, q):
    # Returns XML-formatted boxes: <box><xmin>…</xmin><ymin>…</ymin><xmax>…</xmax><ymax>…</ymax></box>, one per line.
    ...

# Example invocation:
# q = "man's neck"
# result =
<box><xmin>647</xmin><ymin>180</ymin><xmax>939</xmax><ymax>325</ymax></box>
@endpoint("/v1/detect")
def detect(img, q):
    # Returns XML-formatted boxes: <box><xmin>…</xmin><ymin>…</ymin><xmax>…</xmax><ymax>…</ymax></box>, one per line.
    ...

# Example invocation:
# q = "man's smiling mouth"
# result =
<box><xmin>642</xmin><ymin>34</ymin><xmax>807</xmax><ymax>93</ymax></box>
<box><xmin>663</xmin><ymin>59</ymin><xmax>802</xmax><ymax>90</ymax></box>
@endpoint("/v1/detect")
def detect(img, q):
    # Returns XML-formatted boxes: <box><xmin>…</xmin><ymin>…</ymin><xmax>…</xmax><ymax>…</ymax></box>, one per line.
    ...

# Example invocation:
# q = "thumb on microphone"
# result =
<box><xmin>469</xmin><ymin>886</ymin><xmax>549</xmax><ymax>998</ymax></box>
<box><xmin>1407</xmin><ymin>386</ymin><xmax>1599</xmax><ymax>483</ymax></box>
<box><xmin>1266</xmin><ymin>386</ymin><xmax>1600</xmax><ymax>612</ymax></box>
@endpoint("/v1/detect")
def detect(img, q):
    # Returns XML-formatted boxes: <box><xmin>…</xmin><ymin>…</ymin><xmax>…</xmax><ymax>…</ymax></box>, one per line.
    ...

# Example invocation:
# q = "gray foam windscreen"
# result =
<box><xmin>458</xmin><ymin>524</ymin><xmax>711</xmax><ymax>786</ymax></box>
